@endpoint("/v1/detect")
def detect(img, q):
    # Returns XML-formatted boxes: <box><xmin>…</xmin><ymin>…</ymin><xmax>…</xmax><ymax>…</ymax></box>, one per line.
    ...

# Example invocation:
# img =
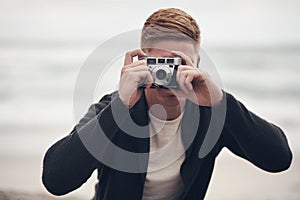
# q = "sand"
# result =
<box><xmin>0</xmin><ymin>149</ymin><xmax>299</xmax><ymax>200</ymax></box>
<box><xmin>0</xmin><ymin>190</ymin><xmax>83</xmax><ymax>200</ymax></box>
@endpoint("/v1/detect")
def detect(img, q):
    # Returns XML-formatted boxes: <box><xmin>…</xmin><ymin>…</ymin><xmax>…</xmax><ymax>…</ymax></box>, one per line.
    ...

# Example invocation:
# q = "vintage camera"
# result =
<box><xmin>140</xmin><ymin>57</ymin><xmax>181</xmax><ymax>88</ymax></box>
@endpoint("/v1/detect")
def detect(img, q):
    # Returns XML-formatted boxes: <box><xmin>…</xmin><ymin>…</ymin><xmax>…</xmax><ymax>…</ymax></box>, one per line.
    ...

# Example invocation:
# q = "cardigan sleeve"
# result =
<box><xmin>221</xmin><ymin>92</ymin><xmax>293</xmax><ymax>172</ymax></box>
<box><xmin>42</xmin><ymin>92</ymin><xmax>129</xmax><ymax>195</ymax></box>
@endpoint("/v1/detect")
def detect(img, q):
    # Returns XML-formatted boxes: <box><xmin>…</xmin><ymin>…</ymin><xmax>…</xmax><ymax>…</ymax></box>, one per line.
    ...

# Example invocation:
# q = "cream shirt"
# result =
<box><xmin>142</xmin><ymin>112</ymin><xmax>186</xmax><ymax>200</ymax></box>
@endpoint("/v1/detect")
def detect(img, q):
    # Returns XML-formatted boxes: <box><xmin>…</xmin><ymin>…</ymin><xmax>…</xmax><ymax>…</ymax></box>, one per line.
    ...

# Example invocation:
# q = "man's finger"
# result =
<box><xmin>123</xmin><ymin>60</ymin><xmax>147</xmax><ymax>70</ymax></box>
<box><xmin>124</xmin><ymin>49</ymin><xmax>147</xmax><ymax>66</ymax></box>
<box><xmin>184</xmin><ymin>74</ymin><xmax>194</xmax><ymax>91</ymax></box>
<box><xmin>135</xmin><ymin>71</ymin><xmax>153</xmax><ymax>86</ymax></box>
<box><xmin>177</xmin><ymin>72</ymin><xmax>189</xmax><ymax>94</ymax></box>
<box><xmin>121</xmin><ymin>60</ymin><xmax>147</xmax><ymax>77</ymax></box>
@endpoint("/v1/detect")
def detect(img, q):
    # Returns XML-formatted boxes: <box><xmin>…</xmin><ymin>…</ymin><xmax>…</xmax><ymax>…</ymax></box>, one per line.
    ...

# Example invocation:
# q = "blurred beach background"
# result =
<box><xmin>0</xmin><ymin>0</ymin><xmax>299</xmax><ymax>199</ymax></box>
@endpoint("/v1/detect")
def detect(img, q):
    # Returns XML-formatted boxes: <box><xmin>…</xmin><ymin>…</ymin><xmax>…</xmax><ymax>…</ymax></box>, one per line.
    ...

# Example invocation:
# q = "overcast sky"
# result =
<box><xmin>0</xmin><ymin>0</ymin><xmax>299</xmax><ymax>47</ymax></box>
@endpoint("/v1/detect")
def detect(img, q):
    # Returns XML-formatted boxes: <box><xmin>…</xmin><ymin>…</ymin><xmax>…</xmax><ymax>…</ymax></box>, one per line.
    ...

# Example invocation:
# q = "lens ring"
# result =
<box><xmin>156</xmin><ymin>69</ymin><xmax>167</xmax><ymax>80</ymax></box>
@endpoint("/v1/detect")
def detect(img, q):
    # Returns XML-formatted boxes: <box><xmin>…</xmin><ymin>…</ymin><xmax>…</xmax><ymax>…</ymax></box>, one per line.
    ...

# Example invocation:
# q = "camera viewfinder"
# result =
<box><xmin>158</xmin><ymin>58</ymin><xmax>165</xmax><ymax>63</ymax></box>
<box><xmin>167</xmin><ymin>59</ymin><xmax>174</xmax><ymax>64</ymax></box>
<box><xmin>147</xmin><ymin>58</ymin><xmax>156</xmax><ymax>65</ymax></box>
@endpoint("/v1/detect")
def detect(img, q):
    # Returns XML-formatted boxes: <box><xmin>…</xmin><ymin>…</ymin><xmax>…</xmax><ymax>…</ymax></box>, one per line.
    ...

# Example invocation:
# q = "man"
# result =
<box><xmin>42</xmin><ymin>8</ymin><xmax>292</xmax><ymax>200</ymax></box>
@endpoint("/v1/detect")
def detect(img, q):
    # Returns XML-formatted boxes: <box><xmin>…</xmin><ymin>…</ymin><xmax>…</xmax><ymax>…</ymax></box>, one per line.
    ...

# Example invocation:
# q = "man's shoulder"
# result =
<box><xmin>97</xmin><ymin>91</ymin><xmax>118</xmax><ymax>103</ymax></box>
<box><xmin>85</xmin><ymin>91</ymin><xmax>118</xmax><ymax>115</ymax></box>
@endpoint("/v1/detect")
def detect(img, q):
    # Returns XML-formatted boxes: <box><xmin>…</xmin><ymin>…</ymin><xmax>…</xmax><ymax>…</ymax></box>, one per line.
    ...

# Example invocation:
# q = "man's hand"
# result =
<box><xmin>118</xmin><ymin>49</ymin><xmax>153</xmax><ymax>108</ymax></box>
<box><xmin>172</xmin><ymin>51</ymin><xmax>223</xmax><ymax>107</ymax></box>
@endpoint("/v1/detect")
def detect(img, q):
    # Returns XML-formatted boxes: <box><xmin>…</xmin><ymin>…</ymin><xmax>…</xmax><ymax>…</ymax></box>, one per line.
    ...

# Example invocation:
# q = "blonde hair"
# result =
<box><xmin>141</xmin><ymin>8</ymin><xmax>201</xmax><ymax>51</ymax></box>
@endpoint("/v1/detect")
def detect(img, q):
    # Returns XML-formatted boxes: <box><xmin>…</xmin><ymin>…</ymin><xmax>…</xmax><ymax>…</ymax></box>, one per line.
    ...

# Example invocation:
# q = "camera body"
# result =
<box><xmin>141</xmin><ymin>57</ymin><xmax>181</xmax><ymax>88</ymax></box>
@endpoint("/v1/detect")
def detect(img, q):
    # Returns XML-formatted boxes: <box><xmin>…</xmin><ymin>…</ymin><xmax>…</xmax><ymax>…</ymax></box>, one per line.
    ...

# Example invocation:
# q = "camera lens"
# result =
<box><xmin>156</xmin><ymin>69</ymin><xmax>167</xmax><ymax>80</ymax></box>
<box><xmin>147</xmin><ymin>58</ymin><xmax>156</xmax><ymax>65</ymax></box>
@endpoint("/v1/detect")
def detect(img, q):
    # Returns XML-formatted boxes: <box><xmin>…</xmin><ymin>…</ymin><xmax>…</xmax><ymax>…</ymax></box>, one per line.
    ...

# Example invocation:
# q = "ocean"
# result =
<box><xmin>0</xmin><ymin>43</ymin><xmax>299</xmax><ymax>157</ymax></box>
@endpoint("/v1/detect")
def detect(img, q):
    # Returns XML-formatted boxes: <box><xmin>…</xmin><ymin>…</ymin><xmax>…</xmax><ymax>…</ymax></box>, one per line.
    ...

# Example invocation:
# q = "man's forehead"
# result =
<box><xmin>150</xmin><ymin>40</ymin><xmax>195</xmax><ymax>51</ymax></box>
<box><xmin>146</xmin><ymin>40</ymin><xmax>199</xmax><ymax>64</ymax></box>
